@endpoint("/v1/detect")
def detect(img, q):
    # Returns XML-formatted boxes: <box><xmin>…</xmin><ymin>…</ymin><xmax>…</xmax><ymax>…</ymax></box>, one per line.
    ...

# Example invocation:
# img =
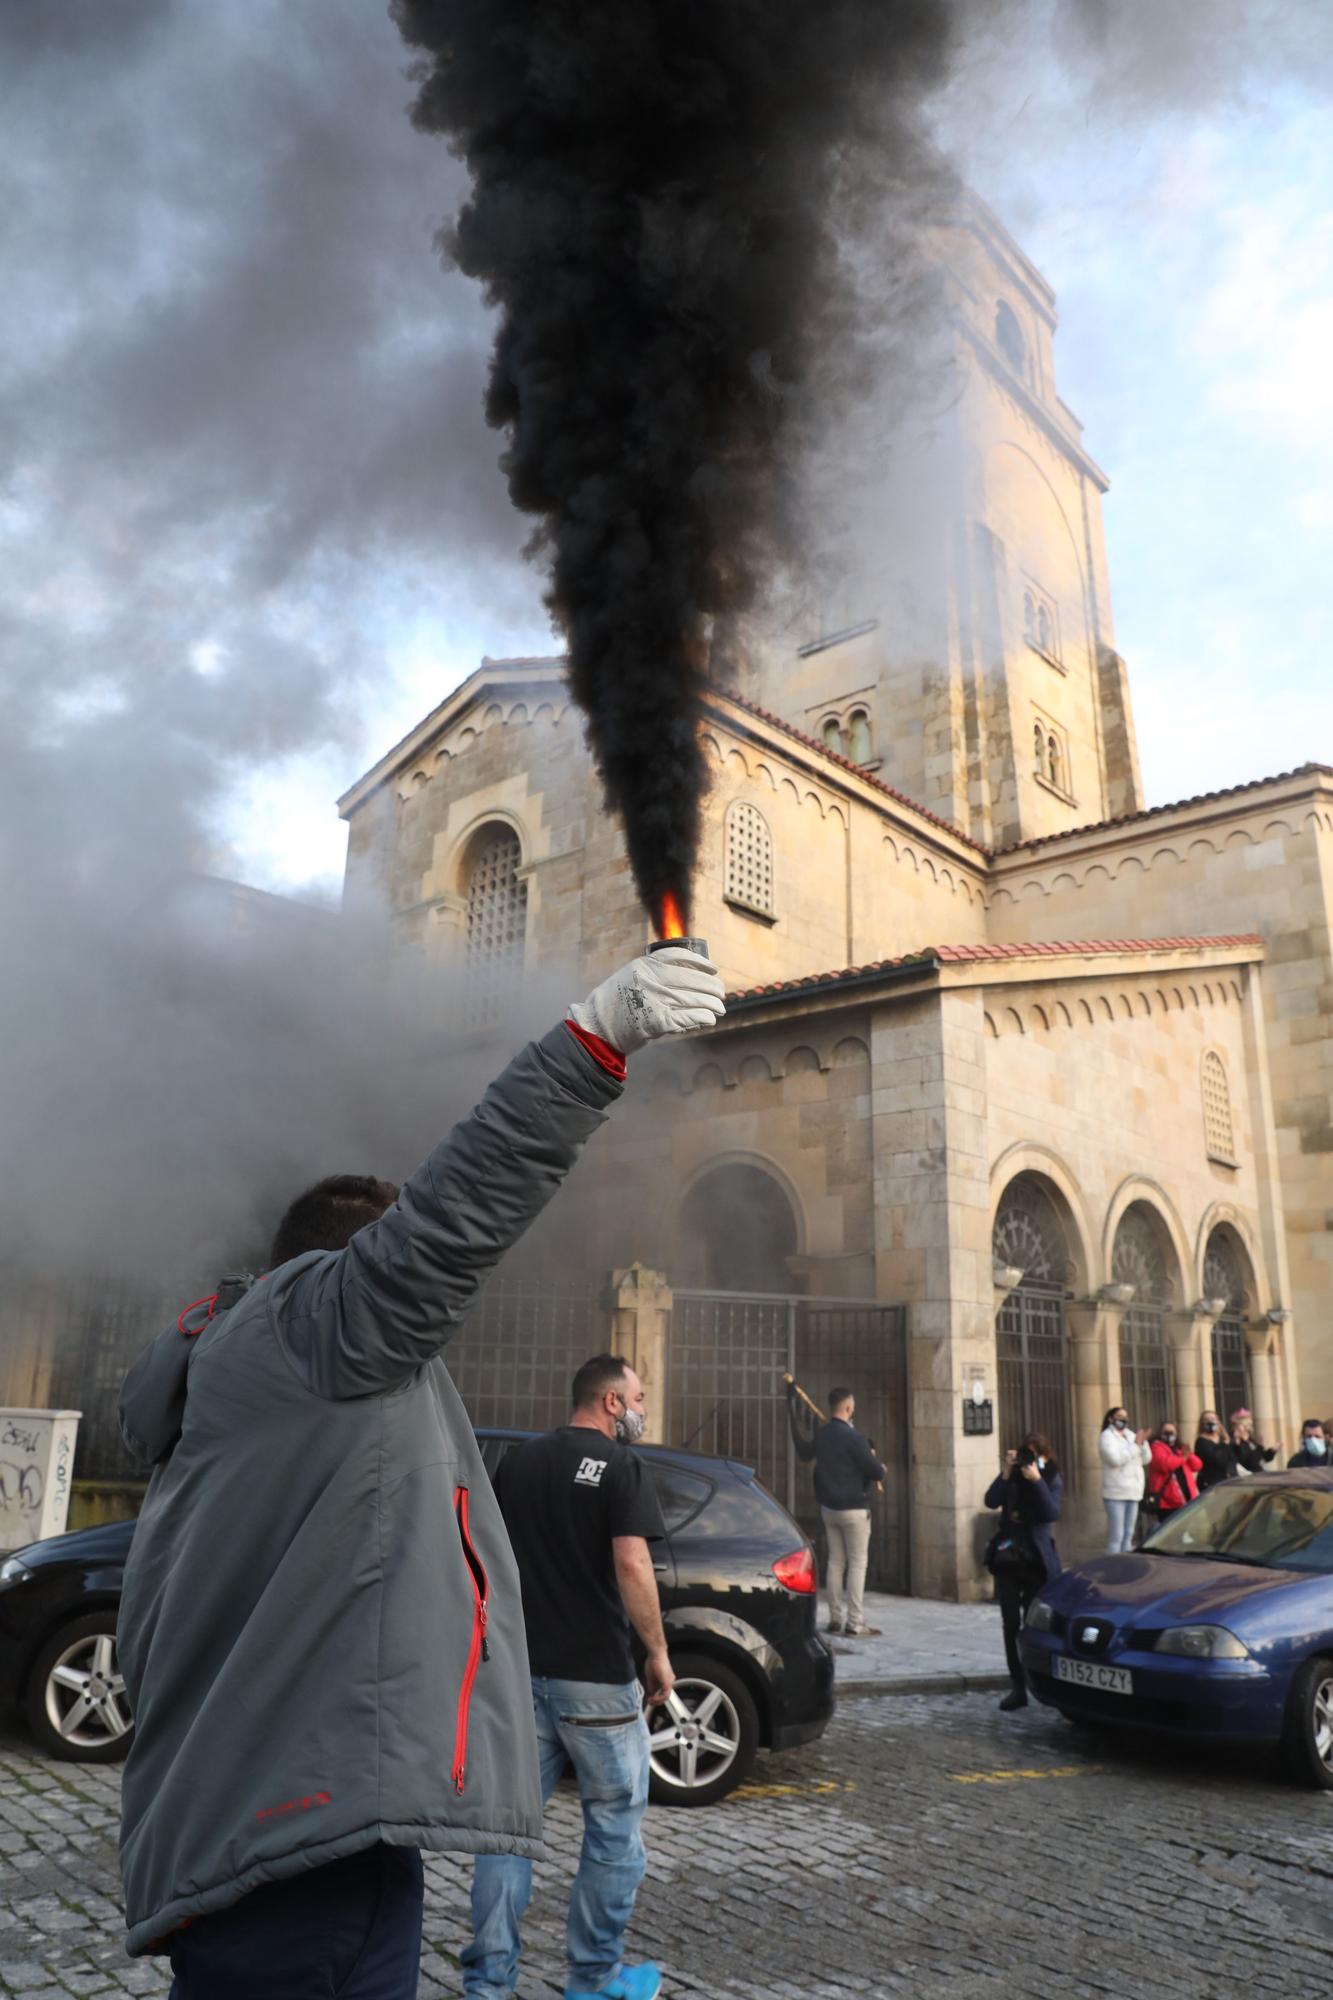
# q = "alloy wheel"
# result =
<box><xmin>44</xmin><ymin>1631</ymin><xmax>132</xmax><ymax>1749</ymax></box>
<box><xmin>648</xmin><ymin>1676</ymin><xmax>741</xmax><ymax>1793</ymax></box>
<box><xmin>1312</xmin><ymin>1675</ymin><xmax>1333</xmax><ymax>1769</ymax></box>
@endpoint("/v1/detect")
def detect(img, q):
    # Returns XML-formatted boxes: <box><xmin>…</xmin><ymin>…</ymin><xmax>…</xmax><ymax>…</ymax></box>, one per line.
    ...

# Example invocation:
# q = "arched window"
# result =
<box><xmin>724</xmin><ymin>800</ymin><xmax>774</xmax><ymax>917</ymax></box>
<box><xmin>1202</xmin><ymin>1051</ymin><xmax>1236</xmax><ymax>1164</ymax></box>
<box><xmin>1047</xmin><ymin>734</ymin><xmax>1062</xmax><ymax>792</ymax></box>
<box><xmin>1205</xmin><ymin>1228</ymin><xmax>1252</xmax><ymax>1417</ymax></box>
<box><xmin>822</xmin><ymin>716</ymin><xmax>844</xmax><ymax>756</ymax></box>
<box><xmin>1112</xmin><ymin>1202</ymin><xmax>1176</xmax><ymax>1433</ymax></box>
<box><xmin>1037</xmin><ymin>603</ymin><xmax>1052</xmax><ymax>653</ymax></box>
<box><xmin>463</xmin><ymin>824</ymin><xmax>527</xmax><ymax>1025</ymax></box>
<box><xmin>676</xmin><ymin>1162</ymin><xmax>798</xmax><ymax>1291</ymax></box>
<box><xmin>1024</xmin><ymin>591</ymin><xmax>1037</xmax><ymax>643</ymax></box>
<box><xmin>996</xmin><ymin>300</ymin><xmax>1026</xmax><ymax>375</ymax></box>
<box><xmin>847</xmin><ymin>709</ymin><xmax>872</xmax><ymax>763</ymax></box>
<box><xmin>1033</xmin><ymin>722</ymin><xmax>1046</xmax><ymax>776</ymax></box>
<box><xmin>993</xmin><ymin>1175</ymin><xmax>1074</xmax><ymax>1477</ymax></box>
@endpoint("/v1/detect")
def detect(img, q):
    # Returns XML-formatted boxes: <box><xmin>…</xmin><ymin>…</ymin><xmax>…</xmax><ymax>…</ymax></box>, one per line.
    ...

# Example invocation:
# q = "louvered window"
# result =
<box><xmin>1203</xmin><ymin>1051</ymin><xmax>1236</xmax><ymax>1165</ymax></box>
<box><xmin>464</xmin><ymin>826</ymin><xmax>527</xmax><ymax>1026</ymax></box>
<box><xmin>724</xmin><ymin>801</ymin><xmax>774</xmax><ymax>917</ymax></box>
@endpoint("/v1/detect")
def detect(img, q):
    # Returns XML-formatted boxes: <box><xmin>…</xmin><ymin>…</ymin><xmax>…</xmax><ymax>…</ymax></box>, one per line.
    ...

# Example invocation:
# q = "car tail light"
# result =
<box><xmin>772</xmin><ymin>1547</ymin><xmax>816</xmax><ymax>1594</ymax></box>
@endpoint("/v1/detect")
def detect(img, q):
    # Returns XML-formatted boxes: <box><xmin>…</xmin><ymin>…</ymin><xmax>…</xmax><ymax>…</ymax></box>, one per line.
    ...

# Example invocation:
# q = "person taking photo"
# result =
<box><xmin>984</xmin><ymin>1435</ymin><xmax>1062</xmax><ymax>1713</ymax></box>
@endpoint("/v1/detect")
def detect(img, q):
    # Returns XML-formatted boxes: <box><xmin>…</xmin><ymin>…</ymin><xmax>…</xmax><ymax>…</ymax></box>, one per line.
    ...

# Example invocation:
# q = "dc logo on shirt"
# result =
<box><xmin>575</xmin><ymin>1456</ymin><xmax>607</xmax><ymax>1487</ymax></box>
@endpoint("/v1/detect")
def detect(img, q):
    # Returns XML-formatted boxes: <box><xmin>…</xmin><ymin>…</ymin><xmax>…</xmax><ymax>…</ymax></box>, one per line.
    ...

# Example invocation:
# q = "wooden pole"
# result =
<box><xmin>782</xmin><ymin>1372</ymin><xmax>883</xmax><ymax>1493</ymax></box>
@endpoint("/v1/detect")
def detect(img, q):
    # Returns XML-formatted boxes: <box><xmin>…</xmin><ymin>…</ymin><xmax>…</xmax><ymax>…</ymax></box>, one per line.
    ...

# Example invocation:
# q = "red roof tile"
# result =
<box><xmin>725</xmin><ymin>933</ymin><xmax>1263</xmax><ymax>1004</ymax></box>
<box><xmin>993</xmin><ymin>766</ymin><xmax>1333</xmax><ymax>856</ymax></box>
<box><xmin>715</xmin><ymin>689</ymin><xmax>990</xmax><ymax>856</ymax></box>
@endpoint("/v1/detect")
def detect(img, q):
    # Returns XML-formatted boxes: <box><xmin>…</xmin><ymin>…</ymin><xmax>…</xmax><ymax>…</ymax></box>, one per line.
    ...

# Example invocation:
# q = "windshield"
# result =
<box><xmin>1146</xmin><ymin>1484</ymin><xmax>1333</xmax><ymax>1572</ymax></box>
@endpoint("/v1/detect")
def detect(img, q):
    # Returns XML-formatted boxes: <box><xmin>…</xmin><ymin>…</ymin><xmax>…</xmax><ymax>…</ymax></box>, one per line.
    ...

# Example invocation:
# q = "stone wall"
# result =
<box><xmin>991</xmin><ymin>774</ymin><xmax>1333</xmax><ymax>1413</ymax></box>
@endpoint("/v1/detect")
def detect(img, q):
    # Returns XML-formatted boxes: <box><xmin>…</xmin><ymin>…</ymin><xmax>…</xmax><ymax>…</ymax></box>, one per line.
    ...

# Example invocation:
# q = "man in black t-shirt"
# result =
<box><xmin>462</xmin><ymin>1355</ymin><xmax>671</xmax><ymax>2000</ymax></box>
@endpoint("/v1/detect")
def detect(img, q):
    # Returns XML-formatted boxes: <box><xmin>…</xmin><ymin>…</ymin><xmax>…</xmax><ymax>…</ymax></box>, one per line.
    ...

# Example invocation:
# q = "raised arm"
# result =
<box><xmin>274</xmin><ymin>951</ymin><xmax>725</xmax><ymax>1398</ymax></box>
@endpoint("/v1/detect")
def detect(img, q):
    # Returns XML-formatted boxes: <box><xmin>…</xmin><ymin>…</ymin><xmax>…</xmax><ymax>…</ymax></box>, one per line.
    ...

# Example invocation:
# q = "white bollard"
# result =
<box><xmin>0</xmin><ymin>1409</ymin><xmax>82</xmax><ymax>1552</ymax></box>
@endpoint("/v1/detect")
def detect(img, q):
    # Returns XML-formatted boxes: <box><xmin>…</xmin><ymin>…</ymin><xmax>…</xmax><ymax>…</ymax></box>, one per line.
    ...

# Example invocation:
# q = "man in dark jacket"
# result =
<box><xmin>1288</xmin><ymin>1419</ymin><xmax>1330</xmax><ymax>1468</ymax></box>
<box><xmin>115</xmin><ymin>948</ymin><xmax>725</xmax><ymax>1995</ymax></box>
<box><xmin>788</xmin><ymin>1385</ymin><xmax>886</xmax><ymax>1638</ymax></box>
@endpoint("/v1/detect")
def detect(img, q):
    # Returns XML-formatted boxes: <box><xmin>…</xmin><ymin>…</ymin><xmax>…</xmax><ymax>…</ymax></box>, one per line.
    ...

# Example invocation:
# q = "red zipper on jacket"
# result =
<box><xmin>452</xmin><ymin>1484</ymin><xmax>489</xmax><ymax>1796</ymax></box>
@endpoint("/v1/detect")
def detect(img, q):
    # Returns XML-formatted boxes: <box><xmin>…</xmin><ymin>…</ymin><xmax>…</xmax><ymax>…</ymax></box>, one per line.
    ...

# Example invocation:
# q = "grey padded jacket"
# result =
<box><xmin>116</xmin><ymin>1024</ymin><xmax>622</xmax><ymax>1955</ymax></box>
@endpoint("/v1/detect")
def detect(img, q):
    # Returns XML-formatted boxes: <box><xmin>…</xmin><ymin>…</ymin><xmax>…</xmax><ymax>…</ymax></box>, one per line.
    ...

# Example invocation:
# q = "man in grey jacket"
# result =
<box><xmin>115</xmin><ymin>947</ymin><xmax>725</xmax><ymax>1997</ymax></box>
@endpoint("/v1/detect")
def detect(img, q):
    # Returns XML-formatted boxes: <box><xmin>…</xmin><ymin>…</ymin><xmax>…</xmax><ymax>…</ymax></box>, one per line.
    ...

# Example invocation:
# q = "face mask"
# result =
<box><xmin>1305</xmin><ymin>1436</ymin><xmax>1326</xmax><ymax>1457</ymax></box>
<box><xmin>1113</xmin><ymin>1418</ymin><xmax>1128</xmax><ymax>1431</ymax></box>
<box><xmin>1036</xmin><ymin>1457</ymin><xmax>1047</xmax><ymax>1471</ymax></box>
<box><xmin>615</xmin><ymin>1399</ymin><xmax>646</xmax><ymax>1445</ymax></box>
<box><xmin>1162</xmin><ymin>1436</ymin><xmax>1177</xmax><ymax>1446</ymax></box>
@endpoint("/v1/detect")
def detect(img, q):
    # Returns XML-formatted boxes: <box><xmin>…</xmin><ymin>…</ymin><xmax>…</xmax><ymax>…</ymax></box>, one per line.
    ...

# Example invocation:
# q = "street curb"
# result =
<box><xmin>834</xmin><ymin>1671</ymin><xmax>1012</xmax><ymax>1699</ymax></box>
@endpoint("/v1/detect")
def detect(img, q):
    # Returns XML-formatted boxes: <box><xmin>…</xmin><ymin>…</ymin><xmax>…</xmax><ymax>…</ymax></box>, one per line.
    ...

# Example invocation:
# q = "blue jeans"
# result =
<box><xmin>462</xmin><ymin>1676</ymin><xmax>649</xmax><ymax>1999</ymax></box>
<box><xmin>167</xmin><ymin>1842</ymin><xmax>423</xmax><ymax>1999</ymax></box>
<box><xmin>1105</xmin><ymin>1497</ymin><xmax>1138</xmax><ymax>1553</ymax></box>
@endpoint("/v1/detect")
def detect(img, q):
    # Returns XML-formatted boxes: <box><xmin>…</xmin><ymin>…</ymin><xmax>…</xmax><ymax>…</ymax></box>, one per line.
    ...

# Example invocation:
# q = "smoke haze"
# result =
<box><xmin>2</xmin><ymin>0</ymin><xmax>1332</xmax><ymax>1303</ymax></box>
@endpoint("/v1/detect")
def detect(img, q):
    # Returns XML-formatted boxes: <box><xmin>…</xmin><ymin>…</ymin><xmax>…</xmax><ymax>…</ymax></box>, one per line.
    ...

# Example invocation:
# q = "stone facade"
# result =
<box><xmin>338</xmin><ymin>196</ymin><xmax>1326</xmax><ymax>1599</ymax></box>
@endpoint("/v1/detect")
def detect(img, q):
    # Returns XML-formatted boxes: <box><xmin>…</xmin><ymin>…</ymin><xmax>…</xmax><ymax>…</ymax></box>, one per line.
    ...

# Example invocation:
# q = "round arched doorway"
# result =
<box><xmin>676</xmin><ymin>1162</ymin><xmax>799</xmax><ymax>1294</ymax></box>
<box><xmin>992</xmin><ymin>1173</ymin><xmax>1074</xmax><ymax>1477</ymax></box>
<box><xmin>1111</xmin><ymin>1202</ymin><xmax>1177</xmax><ymax>1434</ymax></box>
<box><xmin>1205</xmin><ymin>1227</ymin><xmax>1254</xmax><ymax>1418</ymax></box>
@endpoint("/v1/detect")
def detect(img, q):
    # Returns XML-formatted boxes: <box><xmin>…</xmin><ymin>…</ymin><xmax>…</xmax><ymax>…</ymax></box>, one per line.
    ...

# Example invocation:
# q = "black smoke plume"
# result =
<box><xmin>391</xmin><ymin>1</ymin><xmax>956</xmax><ymax>925</ymax></box>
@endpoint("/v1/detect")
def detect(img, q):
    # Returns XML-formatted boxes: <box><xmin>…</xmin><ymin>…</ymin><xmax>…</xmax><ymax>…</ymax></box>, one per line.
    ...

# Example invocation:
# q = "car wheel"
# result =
<box><xmin>1282</xmin><ymin>1656</ymin><xmax>1333</xmax><ymax>1789</ymax></box>
<box><xmin>647</xmin><ymin>1653</ymin><xmax>759</xmax><ymax>1808</ymax></box>
<box><xmin>25</xmin><ymin>1613</ymin><xmax>134</xmax><ymax>1764</ymax></box>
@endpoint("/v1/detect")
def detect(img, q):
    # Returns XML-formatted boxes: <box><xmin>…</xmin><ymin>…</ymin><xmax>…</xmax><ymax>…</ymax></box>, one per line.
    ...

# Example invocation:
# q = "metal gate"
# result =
<box><xmin>446</xmin><ymin>1269</ymin><xmax>607</xmax><ymax>1433</ymax></box>
<box><xmin>667</xmin><ymin>1290</ymin><xmax>909</xmax><ymax>1593</ymax></box>
<box><xmin>1119</xmin><ymin>1305</ymin><xmax>1171</xmax><ymax>1436</ymax></box>
<box><xmin>996</xmin><ymin>1282</ymin><xmax>1074</xmax><ymax>1482</ymax></box>
<box><xmin>1210</xmin><ymin>1313</ymin><xmax>1251</xmax><ymax>1420</ymax></box>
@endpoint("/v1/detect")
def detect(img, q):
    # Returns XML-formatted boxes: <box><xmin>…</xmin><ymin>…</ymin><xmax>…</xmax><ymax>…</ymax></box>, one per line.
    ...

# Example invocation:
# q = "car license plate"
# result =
<box><xmin>1054</xmin><ymin>1655</ymin><xmax>1132</xmax><ymax>1696</ymax></box>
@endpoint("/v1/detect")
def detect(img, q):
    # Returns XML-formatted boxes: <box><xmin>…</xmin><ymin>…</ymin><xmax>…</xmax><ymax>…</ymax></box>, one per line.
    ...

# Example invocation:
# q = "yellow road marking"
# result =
<box><xmin>731</xmin><ymin>1778</ymin><xmax>859</xmax><ymax>1800</ymax></box>
<box><xmin>950</xmin><ymin>1765</ymin><xmax>1104</xmax><ymax>1786</ymax></box>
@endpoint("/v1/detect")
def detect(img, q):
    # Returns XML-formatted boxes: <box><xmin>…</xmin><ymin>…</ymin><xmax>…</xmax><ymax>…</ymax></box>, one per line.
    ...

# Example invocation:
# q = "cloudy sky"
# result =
<box><xmin>4</xmin><ymin>2</ymin><xmax>1331</xmax><ymax>899</ymax></box>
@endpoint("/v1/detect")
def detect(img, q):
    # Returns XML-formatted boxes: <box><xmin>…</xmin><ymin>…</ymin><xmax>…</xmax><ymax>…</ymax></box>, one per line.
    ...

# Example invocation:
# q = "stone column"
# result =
<box><xmin>609</xmin><ymin>1265</ymin><xmax>673</xmax><ymax>1443</ymax></box>
<box><xmin>870</xmin><ymin>986</ymin><xmax>994</xmax><ymax>1601</ymax></box>
<box><xmin>1245</xmin><ymin>1322</ymin><xmax>1284</xmax><ymax>1453</ymax></box>
<box><xmin>1065</xmin><ymin>1299</ymin><xmax>1123</xmax><ymax>1557</ymax></box>
<box><xmin>1166</xmin><ymin>1310</ymin><xmax>1211</xmax><ymax>1434</ymax></box>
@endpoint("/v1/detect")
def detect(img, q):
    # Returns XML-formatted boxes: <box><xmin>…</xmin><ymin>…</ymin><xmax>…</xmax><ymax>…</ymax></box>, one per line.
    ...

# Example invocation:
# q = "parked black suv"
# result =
<box><xmin>0</xmin><ymin>1433</ymin><xmax>833</xmax><ymax>1805</ymax></box>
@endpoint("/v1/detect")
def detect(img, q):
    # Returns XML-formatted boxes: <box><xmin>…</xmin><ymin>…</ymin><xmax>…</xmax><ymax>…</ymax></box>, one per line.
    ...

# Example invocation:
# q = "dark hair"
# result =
<box><xmin>1303</xmin><ymin>1417</ymin><xmax>1325</xmax><ymax>1433</ymax></box>
<box><xmin>828</xmin><ymin>1386</ymin><xmax>854</xmax><ymax>1412</ymax></box>
<box><xmin>269</xmin><ymin>1174</ymin><xmax>400</xmax><ymax>1269</ymax></box>
<box><xmin>1023</xmin><ymin>1432</ymin><xmax>1059</xmax><ymax>1479</ymax></box>
<box><xmin>1101</xmin><ymin>1406</ymin><xmax>1128</xmax><ymax>1430</ymax></box>
<box><xmin>571</xmin><ymin>1354</ymin><xmax>632</xmax><ymax>1411</ymax></box>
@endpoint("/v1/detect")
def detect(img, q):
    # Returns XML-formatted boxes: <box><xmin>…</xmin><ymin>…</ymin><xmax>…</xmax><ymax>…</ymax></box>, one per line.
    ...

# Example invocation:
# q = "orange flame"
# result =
<box><xmin>657</xmin><ymin>890</ymin><xmax>686</xmax><ymax>939</ymax></box>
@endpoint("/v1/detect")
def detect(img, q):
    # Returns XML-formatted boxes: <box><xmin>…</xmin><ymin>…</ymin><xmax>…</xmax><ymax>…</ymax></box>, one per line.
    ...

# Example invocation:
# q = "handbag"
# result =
<box><xmin>984</xmin><ymin>1528</ymin><xmax>1040</xmax><ymax>1576</ymax></box>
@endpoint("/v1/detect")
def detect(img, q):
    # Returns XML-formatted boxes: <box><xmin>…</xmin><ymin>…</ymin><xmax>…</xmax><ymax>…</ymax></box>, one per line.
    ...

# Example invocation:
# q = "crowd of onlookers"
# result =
<box><xmin>980</xmin><ymin>1403</ymin><xmax>1333</xmax><ymax>1713</ymax></box>
<box><xmin>1098</xmin><ymin>1403</ymin><xmax>1331</xmax><ymax>1551</ymax></box>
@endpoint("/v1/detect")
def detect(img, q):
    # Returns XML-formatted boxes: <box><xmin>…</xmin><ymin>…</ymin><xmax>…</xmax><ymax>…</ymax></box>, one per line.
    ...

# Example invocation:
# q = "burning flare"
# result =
<box><xmin>657</xmin><ymin>891</ymin><xmax>686</xmax><ymax>941</ymax></box>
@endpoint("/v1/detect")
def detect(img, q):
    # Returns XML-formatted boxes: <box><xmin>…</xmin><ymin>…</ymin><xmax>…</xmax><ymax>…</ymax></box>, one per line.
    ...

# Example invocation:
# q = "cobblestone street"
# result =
<box><xmin>5</xmin><ymin>1690</ymin><xmax>1333</xmax><ymax>1998</ymax></box>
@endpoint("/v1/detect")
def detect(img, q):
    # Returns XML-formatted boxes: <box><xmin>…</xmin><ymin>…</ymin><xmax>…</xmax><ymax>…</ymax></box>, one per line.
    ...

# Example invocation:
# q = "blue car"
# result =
<box><xmin>1019</xmin><ymin>1469</ymin><xmax>1333</xmax><ymax>1786</ymax></box>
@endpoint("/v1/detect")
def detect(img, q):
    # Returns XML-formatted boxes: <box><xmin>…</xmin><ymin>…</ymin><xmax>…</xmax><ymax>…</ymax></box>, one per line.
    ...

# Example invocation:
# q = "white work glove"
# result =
<box><xmin>569</xmin><ymin>948</ymin><xmax>726</xmax><ymax>1056</ymax></box>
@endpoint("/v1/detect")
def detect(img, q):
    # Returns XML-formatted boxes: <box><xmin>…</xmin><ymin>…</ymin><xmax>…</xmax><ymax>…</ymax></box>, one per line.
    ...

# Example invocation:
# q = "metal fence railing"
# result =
<box><xmin>667</xmin><ymin>1289</ymin><xmax>909</xmax><ymax>1594</ymax></box>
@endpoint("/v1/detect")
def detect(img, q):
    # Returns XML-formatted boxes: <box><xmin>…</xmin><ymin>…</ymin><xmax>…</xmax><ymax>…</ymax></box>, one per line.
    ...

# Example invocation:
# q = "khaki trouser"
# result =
<box><xmin>822</xmin><ymin>1506</ymin><xmax>872</xmax><ymax>1632</ymax></box>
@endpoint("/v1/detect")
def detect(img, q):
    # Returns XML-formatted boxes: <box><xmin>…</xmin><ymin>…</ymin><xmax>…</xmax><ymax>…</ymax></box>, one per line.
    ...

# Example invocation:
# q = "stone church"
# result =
<box><xmin>339</xmin><ymin>193</ymin><xmax>1330</xmax><ymax>1601</ymax></box>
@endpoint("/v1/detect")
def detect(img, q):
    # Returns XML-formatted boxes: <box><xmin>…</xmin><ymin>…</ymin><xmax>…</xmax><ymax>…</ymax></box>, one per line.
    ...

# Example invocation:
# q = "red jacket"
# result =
<box><xmin>1148</xmin><ymin>1440</ymin><xmax>1202</xmax><ymax>1512</ymax></box>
